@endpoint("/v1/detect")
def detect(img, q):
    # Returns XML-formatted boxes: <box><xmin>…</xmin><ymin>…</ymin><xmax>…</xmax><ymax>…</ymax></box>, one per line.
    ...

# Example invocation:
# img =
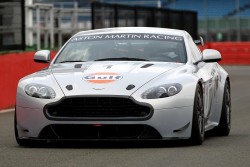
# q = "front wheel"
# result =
<box><xmin>213</xmin><ymin>81</ymin><xmax>231</xmax><ymax>136</ymax></box>
<box><xmin>190</xmin><ymin>84</ymin><xmax>205</xmax><ymax>145</ymax></box>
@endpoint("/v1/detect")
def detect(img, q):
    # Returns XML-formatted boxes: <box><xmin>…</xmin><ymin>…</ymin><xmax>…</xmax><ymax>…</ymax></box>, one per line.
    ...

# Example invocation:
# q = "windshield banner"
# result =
<box><xmin>70</xmin><ymin>33</ymin><xmax>184</xmax><ymax>43</ymax></box>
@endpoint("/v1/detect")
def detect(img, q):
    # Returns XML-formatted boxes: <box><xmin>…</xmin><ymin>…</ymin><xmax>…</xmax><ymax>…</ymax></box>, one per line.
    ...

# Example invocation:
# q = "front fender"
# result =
<box><xmin>131</xmin><ymin>70</ymin><xmax>200</xmax><ymax>109</ymax></box>
<box><xmin>16</xmin><ymin>71</ymin><xmax>65</xmax><ymax>109</ymax></box>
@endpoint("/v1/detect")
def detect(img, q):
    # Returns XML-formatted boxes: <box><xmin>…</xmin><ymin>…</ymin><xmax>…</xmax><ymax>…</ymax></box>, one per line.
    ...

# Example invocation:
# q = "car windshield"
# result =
<box><xmin>54</xmin><ymin>33</ymin><xmax>187</xmax><ymax>63</ymax></box>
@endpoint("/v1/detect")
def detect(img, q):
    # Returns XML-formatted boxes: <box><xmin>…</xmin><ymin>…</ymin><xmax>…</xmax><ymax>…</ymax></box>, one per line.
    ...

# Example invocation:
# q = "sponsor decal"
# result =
<box><xmin>83</xmin><ymin>72</ymin><xmax>123</xmax><ymax>84</ymax></box>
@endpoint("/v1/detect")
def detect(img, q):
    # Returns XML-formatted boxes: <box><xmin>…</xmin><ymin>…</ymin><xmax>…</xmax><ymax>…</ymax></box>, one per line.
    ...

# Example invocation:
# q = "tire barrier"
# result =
<box><xmin>0</xmin><ymin>51</ymin><xmax>56</xmax><ymax>110</ymax></box>
<box><xmin>205</xmin><ymin>42</ymin><xmax>250</xmax><ymax>65</ymax></box>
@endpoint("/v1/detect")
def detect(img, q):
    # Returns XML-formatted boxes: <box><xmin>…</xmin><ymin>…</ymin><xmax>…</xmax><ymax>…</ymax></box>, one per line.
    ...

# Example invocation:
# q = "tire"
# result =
<box><xmin>213</xmin><ymin>81</ymin><xmax>231</xmax><ymax>136</ymax></box>
<box><xmin>190</xmin><ymin>84</ymin><xmax>205</xmax><ymax>145</ymax></box>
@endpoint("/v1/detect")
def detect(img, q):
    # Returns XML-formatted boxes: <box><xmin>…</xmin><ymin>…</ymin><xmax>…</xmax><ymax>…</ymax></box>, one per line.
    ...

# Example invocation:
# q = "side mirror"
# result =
<box><xmin>194</xmin><ymin>36</ymin><xmax>204</xmax><ymax>46</ymax></box>
<box><xmin>34</xmin><ymin>50</ymin><xmax>50</xmax><ymax>63</ymax></box>
<box><xmin>202</xmin><ymin>49</ymin><xmax>221</xmax><ymax>63</ymax></box>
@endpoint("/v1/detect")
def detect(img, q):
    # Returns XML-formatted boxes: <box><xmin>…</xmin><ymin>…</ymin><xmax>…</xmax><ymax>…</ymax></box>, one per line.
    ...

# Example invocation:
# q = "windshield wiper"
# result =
<box><xmin>59</xmin><ymin>60</ymin><xmax>86</xmax><ymax>63</ymax></box>
<box><xmin>94</xmin><ymin>57</ymin><xmax>149</xmax><ymax>61</ymax></box>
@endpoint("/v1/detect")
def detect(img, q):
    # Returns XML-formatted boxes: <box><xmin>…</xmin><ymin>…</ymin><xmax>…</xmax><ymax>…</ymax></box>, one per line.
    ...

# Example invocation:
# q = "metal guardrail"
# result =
<box><xmin>199</xmin><ymin>17</ymin><xmax>250</xmax><ymax>41</ymax></box>
<box><xmin>25</xmin><ymin>2</ymin><xmax>91</xmax><ymax>50</ymax></box>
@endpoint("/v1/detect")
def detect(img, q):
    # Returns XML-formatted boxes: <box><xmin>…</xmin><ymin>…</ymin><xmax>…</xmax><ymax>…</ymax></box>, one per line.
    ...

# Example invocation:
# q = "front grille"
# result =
<box><xmin>39</xmin><ymin>124</ymin><xmax>162</xmax><ymax>140</ymax></box>
<box><xmin>45</xmin><ymin>97</ymin><xmax>152</xmax><ymax>120</ymax></box>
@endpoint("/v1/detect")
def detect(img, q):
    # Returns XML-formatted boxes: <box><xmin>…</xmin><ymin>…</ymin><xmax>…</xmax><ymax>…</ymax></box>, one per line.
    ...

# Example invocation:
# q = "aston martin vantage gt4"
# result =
<box><xmin>15</xmin><ymin>27</ymin><xmax>231</xmax><ymax>146</ymax></box>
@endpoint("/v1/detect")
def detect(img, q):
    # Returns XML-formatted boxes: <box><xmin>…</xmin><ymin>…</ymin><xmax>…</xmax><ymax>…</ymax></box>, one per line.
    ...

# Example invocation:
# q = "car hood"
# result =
<box><xmin>51</xmin><ymin>61</ymin><xmax>183</xmax><ymax>96</ymax></box>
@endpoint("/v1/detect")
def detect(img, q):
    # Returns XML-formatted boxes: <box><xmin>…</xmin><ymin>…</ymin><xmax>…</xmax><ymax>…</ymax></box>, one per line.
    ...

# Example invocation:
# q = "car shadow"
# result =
<box><xmin>19</xmin><ymin>139</ymin><xmax>197</xmax><ymax>149</ymax></box>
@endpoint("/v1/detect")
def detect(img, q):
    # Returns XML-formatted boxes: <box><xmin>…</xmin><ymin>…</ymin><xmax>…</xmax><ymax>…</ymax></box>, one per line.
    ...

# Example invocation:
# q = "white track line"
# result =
<box><xmin>0</xmin><ymin>108</ymin><xmax>14</xmax><ymax>114</ymax></box>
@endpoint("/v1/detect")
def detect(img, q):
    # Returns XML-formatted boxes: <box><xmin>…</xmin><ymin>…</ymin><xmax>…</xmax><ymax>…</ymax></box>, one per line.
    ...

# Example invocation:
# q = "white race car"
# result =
<box><xmin>15</xmin><ymin>27</ymin><xmax>231</xmax><ymax>146</ymax></box>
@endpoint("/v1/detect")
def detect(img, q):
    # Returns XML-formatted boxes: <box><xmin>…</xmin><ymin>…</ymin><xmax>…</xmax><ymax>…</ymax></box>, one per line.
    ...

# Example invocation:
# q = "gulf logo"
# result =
<box><xmin>83</xmin><ymin>72</ymin><xmax>123</xmax><ymax>84</ymax></box>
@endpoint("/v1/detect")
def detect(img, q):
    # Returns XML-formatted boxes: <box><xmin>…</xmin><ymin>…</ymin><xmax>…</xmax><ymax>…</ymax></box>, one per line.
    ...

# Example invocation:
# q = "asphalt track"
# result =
<box><xmin>1</xmin><ymin>66</ymin><xmax>250</xmax><ymax>167</ymax></box>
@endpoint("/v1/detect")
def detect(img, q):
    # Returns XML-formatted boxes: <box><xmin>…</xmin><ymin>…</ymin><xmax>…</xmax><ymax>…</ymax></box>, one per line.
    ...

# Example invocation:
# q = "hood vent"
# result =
<box><xmin>141</xmin><ymin>64</ymin><xmax>154</xmax><ymax>68</ymax></box>
<box><xmin>74</xmin><ymin>64</ymin><xmax>82</xmax><ymax>68</ymax></box>
<box><xmin>106</xmin><ymin>65</ymin><xmax>113</xmax><ymax>69</ymax></box>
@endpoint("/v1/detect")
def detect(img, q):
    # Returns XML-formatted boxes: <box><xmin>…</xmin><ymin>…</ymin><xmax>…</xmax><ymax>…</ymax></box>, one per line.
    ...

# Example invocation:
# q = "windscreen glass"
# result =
<box><xmin>55</xmin><ymin>33</ymin><xmax>187</xmax><ymax>63</ymax></box>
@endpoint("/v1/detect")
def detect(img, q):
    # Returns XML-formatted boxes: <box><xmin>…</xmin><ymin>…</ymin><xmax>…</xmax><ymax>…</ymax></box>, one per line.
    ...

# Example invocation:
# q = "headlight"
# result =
<box><xmin>24</xmin><ymin>83</ymin><xmax>56</xmax><ymax>99</ymax></box>
<box><xmin>141</xmin><ymin>83</ymin><xmax>182</xmax><ymax>99</ymax></box>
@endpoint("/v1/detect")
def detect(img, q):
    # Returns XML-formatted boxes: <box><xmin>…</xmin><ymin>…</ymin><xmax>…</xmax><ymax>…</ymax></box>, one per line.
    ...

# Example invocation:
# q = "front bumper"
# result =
<box><xmin>16</xmin><ymin>104</ymin><xmax>193</xmax><ymax>140</ymax></box>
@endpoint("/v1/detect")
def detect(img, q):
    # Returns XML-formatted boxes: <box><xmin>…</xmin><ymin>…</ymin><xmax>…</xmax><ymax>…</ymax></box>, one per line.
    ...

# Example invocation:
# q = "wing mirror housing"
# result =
<box><xmin>202</xmin><ymin>49</ymin><xmax>221</xmax><ymax>63</ymax></box>
<box><xmin>34</xmin><ymin>50</ymin><xmax>50</xmax><ymax>63</ymax></box>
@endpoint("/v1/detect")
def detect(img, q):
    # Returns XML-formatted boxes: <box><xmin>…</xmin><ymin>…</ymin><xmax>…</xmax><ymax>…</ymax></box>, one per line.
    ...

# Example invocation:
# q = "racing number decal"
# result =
<box><xmin>83</xmin><ymin>72</ymin><xmax>123</xmax><ymax>84</ymax></box>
